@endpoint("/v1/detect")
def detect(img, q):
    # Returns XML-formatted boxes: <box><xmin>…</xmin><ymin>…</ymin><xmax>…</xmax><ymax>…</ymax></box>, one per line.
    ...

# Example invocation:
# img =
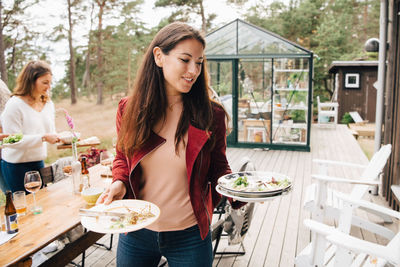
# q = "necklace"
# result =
<box><xmin>168</xmin><ymin>99</ymin><xmax>182</xmax><ymax>110</ymax></box>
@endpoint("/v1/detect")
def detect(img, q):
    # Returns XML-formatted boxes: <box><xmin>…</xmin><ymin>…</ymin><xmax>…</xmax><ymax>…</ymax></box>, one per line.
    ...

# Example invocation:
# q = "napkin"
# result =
<box><xmin>0</xmin><ymin>231</ymin><xmax>18</xmax><ymax>246</ymax></box>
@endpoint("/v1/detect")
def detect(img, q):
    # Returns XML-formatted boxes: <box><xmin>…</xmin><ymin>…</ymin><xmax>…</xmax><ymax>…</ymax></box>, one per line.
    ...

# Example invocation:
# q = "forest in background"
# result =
<box><xmin>0</xmin><ymin>0</ymin><xmax>380</xmax><ymax>105</ymax></box>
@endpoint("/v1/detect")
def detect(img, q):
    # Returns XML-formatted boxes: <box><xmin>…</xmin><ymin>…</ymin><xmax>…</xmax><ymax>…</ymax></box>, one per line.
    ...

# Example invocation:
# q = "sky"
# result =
<box><xmin>28</xmin><ymin>0</ymin><xmax>262</xmax><ymax>82</ymax></box>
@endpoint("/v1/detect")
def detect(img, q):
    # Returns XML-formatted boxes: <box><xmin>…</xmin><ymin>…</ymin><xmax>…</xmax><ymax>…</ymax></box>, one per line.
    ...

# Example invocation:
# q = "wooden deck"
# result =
<box><xmin>65</xmin><ymin>124</ymin><xmax>396</xmax><ymax>267</ymax></box>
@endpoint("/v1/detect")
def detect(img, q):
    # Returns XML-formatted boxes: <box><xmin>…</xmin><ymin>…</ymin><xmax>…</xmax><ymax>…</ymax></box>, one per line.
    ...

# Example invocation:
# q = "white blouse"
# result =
<box><xmin>1</xmin><ymin>96</ymin><xmax>56</xmax><ymax>163</ymax></box>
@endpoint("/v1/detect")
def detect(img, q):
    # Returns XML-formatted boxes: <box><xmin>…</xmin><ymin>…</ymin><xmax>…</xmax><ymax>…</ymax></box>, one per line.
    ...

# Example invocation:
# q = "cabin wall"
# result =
<box><xmin>336</xmin><ymin>66</ymin><xmax>378</xmax><ymax>122</ymax></box>
<box><xmin>383</xmin><ymin>0</ymin><xmax>400</xmax><ymax>210</ymax></box>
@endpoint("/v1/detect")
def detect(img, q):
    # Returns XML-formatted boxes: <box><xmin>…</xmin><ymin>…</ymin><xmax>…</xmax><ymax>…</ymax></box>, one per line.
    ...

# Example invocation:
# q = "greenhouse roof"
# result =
<box><xmin>205</xmin><ymin>19</ymin><xmax>312</xmax><ymax>59</ymax></box>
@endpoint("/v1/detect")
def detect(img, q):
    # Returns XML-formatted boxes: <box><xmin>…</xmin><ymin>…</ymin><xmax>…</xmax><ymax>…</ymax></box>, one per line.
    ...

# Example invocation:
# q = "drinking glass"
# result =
<box><xmin>13</xmin><ymin>191</ymin><xmax>27</xmax><ymax>216</ymax></box>
<box><xmin>24</xmin><ymin>171</ymin><xmax>43</xmax><ymax>214</ymax></box>
<box><xmin>0</xmin><ymin>190</ymin><xmax>5</xmax><ymax>232</ymax></box>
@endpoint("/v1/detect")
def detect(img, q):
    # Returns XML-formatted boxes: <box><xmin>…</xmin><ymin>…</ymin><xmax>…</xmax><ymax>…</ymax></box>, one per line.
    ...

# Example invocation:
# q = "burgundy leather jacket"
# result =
<box><xmin>112</xmin><ymin>97</ymin><xmax>242</xmax><ymax>239</ymax></box>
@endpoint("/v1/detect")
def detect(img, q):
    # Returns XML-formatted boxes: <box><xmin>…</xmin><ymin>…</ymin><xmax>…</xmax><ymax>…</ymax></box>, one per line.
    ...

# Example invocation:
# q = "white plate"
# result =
<box><xmin>218</xmin><ymin>171</ymin><xmax>292</xmax><ymax>195</ymax></box>
<box><xmin>0</xmin><ymin>140</ymin><xmax>22</xmax><ymax>148</ymax></box>
<box><xmin>58</xmin><ymin>131</ymin><xmax>81</xmax><ymax>144</ymax></box>
<box><xmin>216</xmin><ymin>185</ymin><xmax>291</xmax><ymax>202</ymax></box>
<box><xmin>80</xmin><ymin>199</ymin><xmax>160</xmax><ymax>234</ymax></box>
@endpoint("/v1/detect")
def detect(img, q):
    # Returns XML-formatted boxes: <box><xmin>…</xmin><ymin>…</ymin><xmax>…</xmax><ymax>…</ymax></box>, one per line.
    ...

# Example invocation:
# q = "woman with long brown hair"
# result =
<box><xmin>1</xmin><ymin>60</ymin><xmax>59</xmax><ymax>192</ymax></box>
<box><xmin>97</xmin><ymin>22</ymin><xmax>243</xmax><ymax>266</ymax></box>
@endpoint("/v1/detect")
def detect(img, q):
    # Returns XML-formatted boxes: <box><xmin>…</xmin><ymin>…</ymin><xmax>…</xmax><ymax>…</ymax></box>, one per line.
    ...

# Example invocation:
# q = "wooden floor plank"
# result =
<box><xmin>75</xmin><ymin>124</ymin><xmax>395</xmax><ymax>267</ymax></box>
<box><xmin>265</xmin><ymin>151</ymin><xmax>299</xmax><ymax>267</ymax></box>
<box><xmin>279</xmin><ymin>151</ymin><xmax>306</xmax><ymax>267</ymax></box>
<box><xmin>247</xmin><ymin>151</ymin><xmax>289</xmax><ymax>266</ymax></box>
<box><xmin>296</xmin><ymin>148</ymin><xmax>312</xmax><ymax>256</ymax></box>
<box><xmin>226</xmin><ymin>150</ymin><xmax>283</xmax><ymax>267</ymax></box>
<box><xmin>214</xmin><ymin>149</ymin><xmax>282</xmax><ymax>266</ymax></box>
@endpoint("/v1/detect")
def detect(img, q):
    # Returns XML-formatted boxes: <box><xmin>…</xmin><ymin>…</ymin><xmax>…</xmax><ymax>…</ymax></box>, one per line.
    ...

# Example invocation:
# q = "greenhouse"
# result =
<box><xmin>206</xmin><ymin>19</ymin><xmax>313</xmax><ymax>151</ymax></box>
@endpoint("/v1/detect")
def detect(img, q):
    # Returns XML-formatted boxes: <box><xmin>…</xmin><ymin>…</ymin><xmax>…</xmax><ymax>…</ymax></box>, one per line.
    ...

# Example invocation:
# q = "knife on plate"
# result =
<box><xmin>79</xmin><ymin>208</ymin><xmax>128</xmax><ymax>218</ymax></box>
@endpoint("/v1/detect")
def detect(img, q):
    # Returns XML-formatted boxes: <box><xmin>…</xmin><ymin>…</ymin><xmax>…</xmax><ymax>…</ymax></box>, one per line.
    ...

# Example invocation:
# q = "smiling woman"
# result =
<box><xmin>153</xmin><ymin>38</ymin><xmax>204</xmax><ymax>95</ymax></box>
<box><xmin>0</xmin><ymin>60</ymin><xmax>59</xmax><ymax>193</ymax></box>
<box><xmin>95</xmin><ymin>22</ymin><xmax>244</xmax><ymax>267</ymax></box>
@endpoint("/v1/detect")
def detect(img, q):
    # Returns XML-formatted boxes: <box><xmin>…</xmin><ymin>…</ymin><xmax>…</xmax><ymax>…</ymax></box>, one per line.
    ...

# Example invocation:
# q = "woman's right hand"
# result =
<box><xmin>0</xmin><ymin>134</ymin><xmax>9</xmax><ymax>141</ymax></box>
<box><xmin>42</xmin><ymin>133</ymin><xmax>60</xmax><ymax>144</ymax></box>
<box><xmin>96</xmin><ymin>180</ymin><xmax>127</xmax><ymax>205</ymax></box>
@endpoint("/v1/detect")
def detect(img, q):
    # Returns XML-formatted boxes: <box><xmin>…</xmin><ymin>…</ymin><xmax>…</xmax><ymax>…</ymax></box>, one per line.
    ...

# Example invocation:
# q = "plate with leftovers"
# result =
<box><xmin>0</xmin><ymin>133</ymin><xmax>23</xmax><ymax>148</ymax></box>
<box><xmin>80</xmin><ymin>199</ymin><xmax>160</xmax><ymax>234</ymax></box>
<box><xmin>216</xmin><ymin>185</ymin><xmax>291</xmax><ymax>202</ymax></box>
<box><xmin>217</xmin><ymin>171</ymin><xmax>292</xmax><ymax>197</ymax></box>
<box><xmin>58</xmin><ymin>131</ymin><xmax>81</xmax><ymax>144</ymax></box>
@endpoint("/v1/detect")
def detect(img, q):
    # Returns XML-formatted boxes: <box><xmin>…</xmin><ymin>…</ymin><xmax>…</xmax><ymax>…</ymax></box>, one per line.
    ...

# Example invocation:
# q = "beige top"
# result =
<box><xmin>139</xmin><ymin>96</ymin><xmax>197</xmax><ymax>231</ymax></box>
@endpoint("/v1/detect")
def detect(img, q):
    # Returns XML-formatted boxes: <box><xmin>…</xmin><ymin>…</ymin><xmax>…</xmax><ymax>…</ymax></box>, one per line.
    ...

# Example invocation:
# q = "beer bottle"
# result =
<box><xmin>81</xmin><ymin>156</ymin><xmax>90</xmax><ymax>189</ymax></box>
<box><xmin>4</xmin><ymin>190</ymin><xmax>18</xmax><ymax>234</ymax></box>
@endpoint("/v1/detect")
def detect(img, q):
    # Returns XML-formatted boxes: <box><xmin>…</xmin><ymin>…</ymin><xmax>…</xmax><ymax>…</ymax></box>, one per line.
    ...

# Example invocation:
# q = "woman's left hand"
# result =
<box><xmin>97</xmin><ymin>180</ymin><xmax>126</xmax><ymax>205</ymax></box>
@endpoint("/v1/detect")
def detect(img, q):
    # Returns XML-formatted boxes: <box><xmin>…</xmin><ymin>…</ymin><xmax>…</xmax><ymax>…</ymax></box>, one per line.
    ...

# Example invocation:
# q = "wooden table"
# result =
<box><xmin>0</xmin><ymin>164</ymin><xmax>112</xmax><ymax>266</ymax></box>
<box><xmin>348</xmin><ymin>123</ymin><xmax>375</xmax><ymax>139</ymax></box>
<box><xmin>57</xmin><ymin>142</ymin><xmax>100</xmax><ymax>150</ymax></box>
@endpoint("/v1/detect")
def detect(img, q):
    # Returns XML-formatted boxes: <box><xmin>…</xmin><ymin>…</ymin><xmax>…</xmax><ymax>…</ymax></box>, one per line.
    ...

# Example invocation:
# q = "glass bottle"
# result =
<box><xmin>0</xmin><ymin>190</ymin><xmax>5</xmax><ymax>232</ymax></box>
<box><xmin>71</xmin><ymin>140</ymin><xmax>82</xmax><ymax>193</ymax></box>
<box><xmin>81</xmin><ymin>156</ymin><xmax>90</xmax><ymax>189</ymax></box>
<box><xmin>4</xmin><ymin>190</ymin><xmax>18</xmax><ymax>234</ymax></box>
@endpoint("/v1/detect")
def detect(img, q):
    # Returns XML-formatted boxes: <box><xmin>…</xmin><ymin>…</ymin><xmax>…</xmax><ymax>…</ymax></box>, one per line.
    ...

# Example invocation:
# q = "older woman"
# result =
<box><xmin>1</xmin><ymin>60</ymin><xmax>59</xmax><ymax>192</ymax></box>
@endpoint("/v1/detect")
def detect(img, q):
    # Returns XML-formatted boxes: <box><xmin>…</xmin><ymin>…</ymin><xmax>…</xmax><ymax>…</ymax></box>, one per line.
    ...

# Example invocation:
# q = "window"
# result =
<box><xmin>345</xmin><ymin>73</ymin><xmax>360</xmax><ymax>89</ymax></box>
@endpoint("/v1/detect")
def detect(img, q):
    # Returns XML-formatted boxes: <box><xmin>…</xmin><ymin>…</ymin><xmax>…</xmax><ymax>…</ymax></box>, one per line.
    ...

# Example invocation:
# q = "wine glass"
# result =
<box><xmin>24</xmin><ymin>171</ymin><xmax>43</xmax><ymax>214</ymax></box>
<box><xmin>112</xmin><ymin>137</ymin><xmax>117</xmax><ymax>155</ymax></box>
<box><xmin>112</xmin><ymin>137</ymin><xmax>117</xmax><ymax>148</ymax></box>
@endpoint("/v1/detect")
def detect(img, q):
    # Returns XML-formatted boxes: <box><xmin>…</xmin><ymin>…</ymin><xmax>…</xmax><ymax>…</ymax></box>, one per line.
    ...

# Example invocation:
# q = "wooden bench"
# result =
<box><xmin>348</xmin><ymin>123</ymin><xmax>375</xmax><ymax>139</ymax></box>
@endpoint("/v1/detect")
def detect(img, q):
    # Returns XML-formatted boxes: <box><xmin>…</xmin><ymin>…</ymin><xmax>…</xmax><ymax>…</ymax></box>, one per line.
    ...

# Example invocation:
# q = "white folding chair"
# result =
<box><xmin>317</xmin><ymin>96</ymin><xmax>339</xmax><ymax>128</ymax></box>
<box><xmin>296</xmin><ymin>144</ymin><xmax>393</xmax><ymax>267</ymax></box>
<box><xmin>303</xmin><ymin>192</ymin><xmax>399</xmax><ymax>267</ymax></box>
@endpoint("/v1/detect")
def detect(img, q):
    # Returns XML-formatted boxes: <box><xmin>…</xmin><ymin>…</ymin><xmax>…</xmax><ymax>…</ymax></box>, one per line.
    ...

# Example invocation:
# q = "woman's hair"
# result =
<box><xmin>12</xmin><ymin>60</ymin><xmax>52</xmax><ymax>102</ymax></box>
<box><xmin>119</xmin><ymin>22</ymin><xmax>216</xmax><ymax>157</ymax></box>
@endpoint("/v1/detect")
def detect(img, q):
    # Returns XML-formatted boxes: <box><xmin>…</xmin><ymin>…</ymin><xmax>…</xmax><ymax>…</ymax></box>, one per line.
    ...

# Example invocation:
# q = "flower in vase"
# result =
<box><xmin>61</xmin><ymin>108</ymin><xmax>78</xmax><ymax>143</ymax></box>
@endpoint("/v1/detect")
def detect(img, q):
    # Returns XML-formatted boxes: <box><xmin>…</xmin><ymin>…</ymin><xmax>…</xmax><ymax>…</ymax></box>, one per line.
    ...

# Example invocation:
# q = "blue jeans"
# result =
<box><xmin>0</xmin><ymin>162</ymin><xmax>9</xmax><ymax>192</ymax></box>
<box><xmin>1</xmin><ymin>160</ymin><xmax>44</xmax><ymax>192</ymax></box>
<box><xmin>117</xmin><ymin>224</ymin><xmax>212</xmax><ymax>267</ymax></box>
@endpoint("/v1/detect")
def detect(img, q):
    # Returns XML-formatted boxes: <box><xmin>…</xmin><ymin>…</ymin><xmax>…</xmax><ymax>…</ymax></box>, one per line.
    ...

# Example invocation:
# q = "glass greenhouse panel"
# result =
<box><xmin>206</xmin><ymin>20</ymin><xmax>308</xmax><ymax>56</ymax></box>
<box><xmin>205</xmin><ymin>19</ymin><xmax>312</xmax><ymax>151</ymax></box>
<box><xmin>208</xmin><ymin>60</ymin><xmax>233</xmax><ymax>131</ymax></box>
<box><xmin>206</xmin><ymin>22</ymin><xmax>237</xmax><ymax>55</ymax></box>
<box><xmin>237</xmin><ymin>59</ymin><xmax>272</xmax><ymax>144</ymax></box>
<box><xmin>238</xmin><ymin>22</ymin><xmax>306</xmax><ymax>55</ymax></box>
<box><xmin>272</xmin><ymin>58</ymin><xmax>309</xmax><ymax>145</ymax></box>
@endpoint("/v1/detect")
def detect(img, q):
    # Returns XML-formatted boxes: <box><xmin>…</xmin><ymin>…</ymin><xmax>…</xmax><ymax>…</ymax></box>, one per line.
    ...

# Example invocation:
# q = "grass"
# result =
<box><xmin>357</xmin><ymin>137</ymin><xmax>375</xmax><ymax>160</ymax></box>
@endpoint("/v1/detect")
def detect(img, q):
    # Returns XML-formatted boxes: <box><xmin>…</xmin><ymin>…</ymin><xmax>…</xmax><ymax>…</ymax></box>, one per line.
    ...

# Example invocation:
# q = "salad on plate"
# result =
<box><xmin>0</xmin><ymin>133</ymin><xmax>23</xmax><ymax>147</ymax></box>
<box><xmin>218</xmin><ymin>171</ymin><xmax>291</xmax><ymax>194</ymax></box>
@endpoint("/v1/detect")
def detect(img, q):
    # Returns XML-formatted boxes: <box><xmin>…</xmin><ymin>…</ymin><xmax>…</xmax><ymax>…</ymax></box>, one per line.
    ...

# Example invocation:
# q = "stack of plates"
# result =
<box><xmin>216</xmin><ymin>171</ymin><xmax>292</xmax><ymax>202</ymax></box>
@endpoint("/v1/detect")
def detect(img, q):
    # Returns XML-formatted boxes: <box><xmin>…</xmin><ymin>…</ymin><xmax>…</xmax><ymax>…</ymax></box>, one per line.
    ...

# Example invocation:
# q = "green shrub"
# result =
<box><xmin>341</xmin><ymin>112</ymin><xmax>354</xmax><ymax>124</ymax></box>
